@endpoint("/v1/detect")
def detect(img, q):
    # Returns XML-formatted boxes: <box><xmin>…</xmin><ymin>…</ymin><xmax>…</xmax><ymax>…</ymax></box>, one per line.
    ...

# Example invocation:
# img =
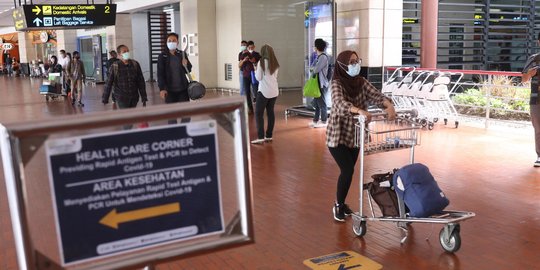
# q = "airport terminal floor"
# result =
<box><xmin>0</xmin><ymin>75</ymin><xmax>539</xmax><ymax>270</ymax></box>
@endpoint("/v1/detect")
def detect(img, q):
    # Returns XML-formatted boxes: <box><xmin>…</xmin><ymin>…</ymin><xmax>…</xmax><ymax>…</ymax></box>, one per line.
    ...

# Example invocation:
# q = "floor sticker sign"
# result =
<box><xmin>303</xmin><ymin>251</ymin><xmax>383</xmax><ymax>270</ymax></box>
<box><xmin>45</xmin><ymin>120</ymin><xmax>223</xmax><ymax>265</ymax></box>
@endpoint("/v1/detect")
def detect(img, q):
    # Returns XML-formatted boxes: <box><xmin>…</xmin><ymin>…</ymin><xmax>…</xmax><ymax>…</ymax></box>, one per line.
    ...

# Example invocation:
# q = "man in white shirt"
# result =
<box><xmin>58</xmin><ymin>50</ymin><xmax>71</xmax><ymax>94</ymax></box>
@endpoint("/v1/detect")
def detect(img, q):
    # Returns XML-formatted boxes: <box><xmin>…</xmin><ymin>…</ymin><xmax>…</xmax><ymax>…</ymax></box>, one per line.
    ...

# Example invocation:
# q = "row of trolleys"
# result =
<box><xmin>382</xmin><ymin>67</ymin><xmax>463</xmax><ymax>130</ymax></box>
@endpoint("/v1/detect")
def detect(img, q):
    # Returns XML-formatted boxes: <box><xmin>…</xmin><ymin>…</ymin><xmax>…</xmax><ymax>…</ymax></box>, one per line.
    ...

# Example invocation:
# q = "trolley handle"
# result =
<box><xmin>356</xmin><ymin>109</ymin><xmax>417</xmax><ymax>124</ymax></box>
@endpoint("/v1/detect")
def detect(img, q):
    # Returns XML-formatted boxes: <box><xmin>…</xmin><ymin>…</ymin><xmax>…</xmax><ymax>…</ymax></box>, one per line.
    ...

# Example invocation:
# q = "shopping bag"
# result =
<box><xmin>251</xmin><ymin>70</ymin><xmax>259</xmax><ymax>85</ymax></box>
<box><xmin>303</xmin><ymin>74</ymin><xmax>321</xmax><ymax>98</ymax></box>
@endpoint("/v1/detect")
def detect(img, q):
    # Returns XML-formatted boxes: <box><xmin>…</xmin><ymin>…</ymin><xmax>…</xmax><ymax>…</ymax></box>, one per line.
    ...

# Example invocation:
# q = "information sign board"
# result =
<box><xmin>45</xmin><ymin>120</ymin><xmax>223</xmax><ymax>265</ymax></box>
<box><xmin>13</xmin><ymin>4</ymin><xmax>116</xmax><ymax>30</ymax></box>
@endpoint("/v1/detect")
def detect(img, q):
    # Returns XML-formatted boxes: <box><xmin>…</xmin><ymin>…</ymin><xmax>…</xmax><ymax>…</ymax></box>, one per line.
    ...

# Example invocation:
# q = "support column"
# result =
<box><xmin>56</xmin><ymin>30</ymin><xmax>77</xmax><ymax>55</ymax></box>
<box><xmin>17</xmin><ymin>32</ymin><xmax>36</xmax><ymax>64</ymax></box>
<box><xmin>105</xmin><ymin>14</ymin><xmax>133</xmax><ymax>53</ymax></box>
<box><xmin>180</xmin><ymin>0</ymin><xmax>217</xmax><ymax>87</ymax></box>
<box><xmin>420</xmin><ymin>0</ymin><xmax>438</xmax><ymax>68</ymax></box>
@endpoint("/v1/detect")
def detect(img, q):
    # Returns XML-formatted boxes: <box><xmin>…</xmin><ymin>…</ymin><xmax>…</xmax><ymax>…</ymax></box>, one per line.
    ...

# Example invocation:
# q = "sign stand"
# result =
<box><xmin>1</xmin><ymin>97</ymin><xmax>254</xmax><ymax>270</ymax></box>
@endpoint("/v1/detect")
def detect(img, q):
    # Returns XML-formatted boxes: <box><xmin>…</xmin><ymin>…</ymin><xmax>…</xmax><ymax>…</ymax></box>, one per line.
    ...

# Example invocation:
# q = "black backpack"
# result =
<box><xmin>320</xmin><ymin>53</ymin><xmax>335</xmax><ymax>81</ymax></box>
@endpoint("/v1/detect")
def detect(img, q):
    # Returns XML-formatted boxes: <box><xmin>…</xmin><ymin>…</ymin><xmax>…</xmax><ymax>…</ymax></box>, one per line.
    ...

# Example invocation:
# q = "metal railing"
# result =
<box><xmin>384</xmin><ymin>67</ymin><xmax>530</xmax><ymax>128</ymax></box>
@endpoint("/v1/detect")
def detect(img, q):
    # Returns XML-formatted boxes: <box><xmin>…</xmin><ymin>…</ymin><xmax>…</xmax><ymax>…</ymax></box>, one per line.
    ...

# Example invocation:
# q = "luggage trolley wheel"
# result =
<box><xmin>444</xmin><ymin>118</ymin><xmax>448</xmax><ymax>125</ymax></box>
<box><xmin>428</xmin><ymin>122</ymin><xmax>434</xmax><ymax>130</ymax></box>
<box><xmin>455</xmin><ymin>121</ymin><xmax>459</xmax><ymax>128</ymax></box>
<box><xmin>439</xmin><ymin>224</ymin><xmax>461</xmax><ymax>253</ymax></box>
<box><xmin>352</xmin><ymin>216</ymin><xmax>367</xmax><ymax>237</ymax></box>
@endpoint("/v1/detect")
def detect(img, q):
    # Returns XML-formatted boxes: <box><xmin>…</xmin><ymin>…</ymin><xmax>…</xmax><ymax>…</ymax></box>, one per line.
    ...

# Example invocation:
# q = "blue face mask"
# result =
<box><xmin>347</xmin><ymin>64</ymin><xmax>361</xmax><ymax>77</ymax></box>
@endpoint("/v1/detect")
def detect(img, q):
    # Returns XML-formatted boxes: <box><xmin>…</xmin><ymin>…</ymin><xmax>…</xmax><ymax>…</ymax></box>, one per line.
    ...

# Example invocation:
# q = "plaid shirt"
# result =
<box><xmin>326</xmin><ymin>79</ymin><xmax>387</xmax><ymax>148</ymax></box>
<box><xmin>103</xmin><ymin>60</ymin><xmax>147</xmax><ymax>103</ymax></box>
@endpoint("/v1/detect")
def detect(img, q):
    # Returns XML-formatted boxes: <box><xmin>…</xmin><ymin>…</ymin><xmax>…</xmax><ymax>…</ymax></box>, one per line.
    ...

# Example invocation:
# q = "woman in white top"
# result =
<box><xmin>251</xmin><ymin>44</ymin><xmax>280</xmax><ymax>144</ymax></box>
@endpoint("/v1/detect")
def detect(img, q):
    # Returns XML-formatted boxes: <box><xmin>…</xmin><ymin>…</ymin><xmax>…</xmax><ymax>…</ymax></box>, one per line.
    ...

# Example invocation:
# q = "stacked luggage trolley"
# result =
<box><xmin>352</xmin><ymin>112</ymin><xmax>475</xmax><ymax>253</ymax></box>
<box><xmin>382</xmin><ymin>67</ymin><xmax>464</xmax><ymax>130</ymax></box>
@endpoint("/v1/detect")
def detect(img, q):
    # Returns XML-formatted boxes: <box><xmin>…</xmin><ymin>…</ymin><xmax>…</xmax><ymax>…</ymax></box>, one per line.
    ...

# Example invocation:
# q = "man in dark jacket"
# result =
<box><xmin>102</xmin><ymin>44</ymin><xmax>147</xmax><ymax>114</ymax></box>
<box><xmin>106</xmin><ymin>50</ymin><xmax>119</xmax><ymax>103</ymax></box>
<box><xmin>157</xmin><ymin>32</ymin><xmax>192</xmax><ymax>124</ymax></box>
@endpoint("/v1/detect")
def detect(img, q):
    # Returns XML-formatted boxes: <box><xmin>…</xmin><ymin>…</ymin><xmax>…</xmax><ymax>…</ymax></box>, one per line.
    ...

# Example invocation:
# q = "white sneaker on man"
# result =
<box><xmin>534</xmin><ymin>157</ymin><xmax>540</xmax><ymax>167</ymax></box>
<box><xmin>314</xmin><ymin>122</ymin><xmax>327</xmax><ymax>128</ymax></box>
<box><xmin>309</xmin><ymin>122</ymin><xmax>317</xmax><ymax>128</ymax></box>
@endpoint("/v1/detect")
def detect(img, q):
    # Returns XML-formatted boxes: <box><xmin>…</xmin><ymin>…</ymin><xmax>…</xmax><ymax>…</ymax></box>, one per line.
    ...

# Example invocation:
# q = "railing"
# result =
<box><xmin>384</xmin><ymin>67</ymin><xmax>530</xmax><ymax>128</ymax></box>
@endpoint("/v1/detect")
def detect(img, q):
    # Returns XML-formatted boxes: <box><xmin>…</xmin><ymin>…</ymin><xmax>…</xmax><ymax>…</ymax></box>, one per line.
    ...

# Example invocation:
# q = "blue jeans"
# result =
<box><xmin>242</xmin><ymin>76</ymin><xmax>258</xmax><ymax>112</ymax></box>
<box><xmin>239</xmin><ymin>73</ymin><xmax>245</xmax><ymax>95</ymax></box>
<box><xmin>313</xmin><ymin>86</ymin><xmax>328</xmax><ymax>123</ymax></box>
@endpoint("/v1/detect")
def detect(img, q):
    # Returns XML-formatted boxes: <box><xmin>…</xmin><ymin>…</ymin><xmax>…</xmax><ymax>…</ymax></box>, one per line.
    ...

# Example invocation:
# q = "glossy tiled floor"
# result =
<box><xmin>0</xmin><ymin>75</ymin><xmax>539</xmax><ymax>270</ymax></box>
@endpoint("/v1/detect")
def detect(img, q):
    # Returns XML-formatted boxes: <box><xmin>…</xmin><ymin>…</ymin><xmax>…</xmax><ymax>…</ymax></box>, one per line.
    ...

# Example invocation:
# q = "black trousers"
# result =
<box><xmin>254</xmin><ymin>92</ymin><xmax>277</xmax><ymax>139</ymax></box>
<box><xmin>328</xmin><ymin>144</ymin><xmax>360</xmax><ymax>205</ymax></box>
<box><xmin>117</xmin><ymin>98</ymin><xmax>139</xmax><ymax>130</ymax></box>
<box><xmin>165</xmin><ymin>90</ymin><xmax>191</xmax><ymax>124</ymax></box>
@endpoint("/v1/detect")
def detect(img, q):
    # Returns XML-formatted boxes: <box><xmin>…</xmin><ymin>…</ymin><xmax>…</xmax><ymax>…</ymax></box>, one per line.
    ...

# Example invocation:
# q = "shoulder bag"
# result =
<box><xmin>182</xmin><ymin>51</ymin><xmax>206</xmax><ymax>100</ymax></box>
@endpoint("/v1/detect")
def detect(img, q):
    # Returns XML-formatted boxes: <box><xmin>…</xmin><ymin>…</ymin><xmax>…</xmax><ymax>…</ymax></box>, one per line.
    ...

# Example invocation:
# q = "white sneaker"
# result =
<box><xmin>314</xmin><ymin>122</ymin><xmax>327</xmax><ymax>128</ymax></box>
<box><xmin>264</xmin><ymin>137</ymin><xmax>273</xmax><ymax>142</ymax></box>
<box><xmin>251</xmin><ymin>138</ymin><xmax>265</xmax><ymax>144</ymax></box>
<box><xmin>309</xmin><ymin>122</ymin><xmax>317</xmax><ymax>128</ymax></box>
<box><xmin>534</xmin><ymin>158</ymin><xmax>540</xmax><ymax>167</ymax></box>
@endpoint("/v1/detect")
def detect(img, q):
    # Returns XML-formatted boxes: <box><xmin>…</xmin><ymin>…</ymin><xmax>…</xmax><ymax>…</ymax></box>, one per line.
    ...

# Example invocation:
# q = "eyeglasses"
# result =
<box><xmin>349</xmin><ymin>59</ymin><xmax>362</xmax><ymax>65</ymax></box>
<box><xmin>337</xmin><ymin>59</ymin><xmax>362</xmax><ymax>68</ymax></box>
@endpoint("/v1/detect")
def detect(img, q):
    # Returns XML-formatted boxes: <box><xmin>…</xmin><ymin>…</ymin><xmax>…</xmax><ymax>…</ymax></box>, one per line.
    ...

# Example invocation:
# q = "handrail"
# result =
<box><xmin>386</xmin><ymin>67</ymin><xmax>523</xmax><ymax>77</ymax></box>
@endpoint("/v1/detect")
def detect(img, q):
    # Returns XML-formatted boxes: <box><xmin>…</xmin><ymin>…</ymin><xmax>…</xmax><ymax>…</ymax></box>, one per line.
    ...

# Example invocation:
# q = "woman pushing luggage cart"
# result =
<box><xmin>351</xmin><ymin>113</ymin><xmax>475</xmax><ymax>252</ymax></box>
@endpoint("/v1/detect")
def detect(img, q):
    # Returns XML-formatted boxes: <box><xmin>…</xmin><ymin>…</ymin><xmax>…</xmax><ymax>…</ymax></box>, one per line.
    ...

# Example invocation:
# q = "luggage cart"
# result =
<box><xmin>351</xmin><ymin>113</ymin><xmax>475</xmax><ymax>253</ymax></box>
<box><xmin>39</xmin><ymin>72</ymin><xmax>66</xmax><ymax>102</ymax></box>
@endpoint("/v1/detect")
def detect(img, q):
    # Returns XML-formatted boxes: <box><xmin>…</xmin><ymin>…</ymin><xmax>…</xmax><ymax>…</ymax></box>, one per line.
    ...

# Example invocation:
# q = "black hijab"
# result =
<box><xmin>332</xmin><ymin>50</ymin><xmax>366</xmax><ymax>96</ymax></box>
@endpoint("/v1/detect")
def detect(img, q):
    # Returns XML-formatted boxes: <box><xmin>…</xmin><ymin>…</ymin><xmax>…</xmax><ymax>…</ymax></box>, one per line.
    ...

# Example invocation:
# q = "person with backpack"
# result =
<box><xmin>102</xmin><ymin>44</ymin><xmax>147</xmax><ymax>117</ymax></box>
<box><xmin>309</xmin><ymin>38</ymin><xmax>331</xmax><ymax>128</ymax></box>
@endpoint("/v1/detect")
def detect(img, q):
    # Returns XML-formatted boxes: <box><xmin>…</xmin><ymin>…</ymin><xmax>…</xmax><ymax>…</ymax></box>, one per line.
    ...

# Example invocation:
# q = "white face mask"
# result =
<box><xmin>121</xmin><ymin>52</ymin><xmax>130</xmax><ymax>60</ymax></box>
<box><xmin>167</xmin><ymin>42</ymin><xmax>178</xmax><ymax>50</ymax></box>
<box><xmin>248</xmin><ymin>49</ymin><xmax>254</xmax><ymax>53</ymax></box>
<box><xmin>240</xmin><ymin>45</ymin><xmax>247</xmax><ymax>51</ymax></box>
<box><xmin>338</xmin><ymin>61</ymin><xmax>361</xmax><ymax>77</ymax></box>
<box><xmin>347</xmin><ymin>64</ymin><xmax>361</xmax><ymax>77</ymax></box>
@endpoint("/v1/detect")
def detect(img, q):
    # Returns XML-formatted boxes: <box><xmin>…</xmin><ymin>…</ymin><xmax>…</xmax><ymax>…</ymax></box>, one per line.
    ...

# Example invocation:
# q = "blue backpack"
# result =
<box><xmin>393</xmin><ymin>163</ymin><xmax>449</xmax><ymax>217</ymax></box>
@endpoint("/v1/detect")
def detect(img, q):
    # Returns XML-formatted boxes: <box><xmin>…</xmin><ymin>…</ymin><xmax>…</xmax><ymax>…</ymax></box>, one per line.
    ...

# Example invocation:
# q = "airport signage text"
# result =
<box><xmin>46</xmin><ymin>121</ymin><xmax>223</xmax><ymax>265</ymax></box>
<box><xmin>13</xmin><ymin>4</ymin><xmax>116</xmax><ymax>30</ymax></box>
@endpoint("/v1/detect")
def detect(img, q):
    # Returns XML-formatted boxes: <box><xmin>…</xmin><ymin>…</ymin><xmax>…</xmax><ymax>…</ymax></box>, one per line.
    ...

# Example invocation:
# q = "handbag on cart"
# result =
<box><xmin>182</xmin><ymin>51</ymin><xmax>206</xmax><ymax>100</ymax></box>
<box><xmin>365</xmin><ymin>171</ymin><xmax>400</xmax><ymax>217</ymax></box>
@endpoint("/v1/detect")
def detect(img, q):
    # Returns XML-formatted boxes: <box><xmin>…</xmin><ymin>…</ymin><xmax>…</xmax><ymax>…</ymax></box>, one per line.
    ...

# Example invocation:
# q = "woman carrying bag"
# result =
<box><xmin>251</xmin><ymin>44</ymin><xmax>280</xmax><ymax>144</ymax></box>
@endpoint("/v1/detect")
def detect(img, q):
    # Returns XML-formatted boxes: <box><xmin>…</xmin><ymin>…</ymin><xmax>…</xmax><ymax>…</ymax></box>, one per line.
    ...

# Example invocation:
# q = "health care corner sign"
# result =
<box><xmin>45</xmin><ymin>120</ymin><xmax>223</xmax><ymax>265</ymax></box>
<box><xmin>12</xmin><ymin>4</ymin><xmax>116</xmax><ymax>31</ymax></box>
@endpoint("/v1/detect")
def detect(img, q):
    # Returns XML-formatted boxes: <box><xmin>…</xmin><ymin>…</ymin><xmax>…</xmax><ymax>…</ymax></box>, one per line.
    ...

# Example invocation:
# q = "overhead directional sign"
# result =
<box><xmin>12</xmin><ymin>4</ymin><xmax>116</xmax><ymax>31</ymax></box>
<box><xmin>46</xmin><ymin>120</ymin><xmax>223</xmax><ymax>265</ymax></box>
